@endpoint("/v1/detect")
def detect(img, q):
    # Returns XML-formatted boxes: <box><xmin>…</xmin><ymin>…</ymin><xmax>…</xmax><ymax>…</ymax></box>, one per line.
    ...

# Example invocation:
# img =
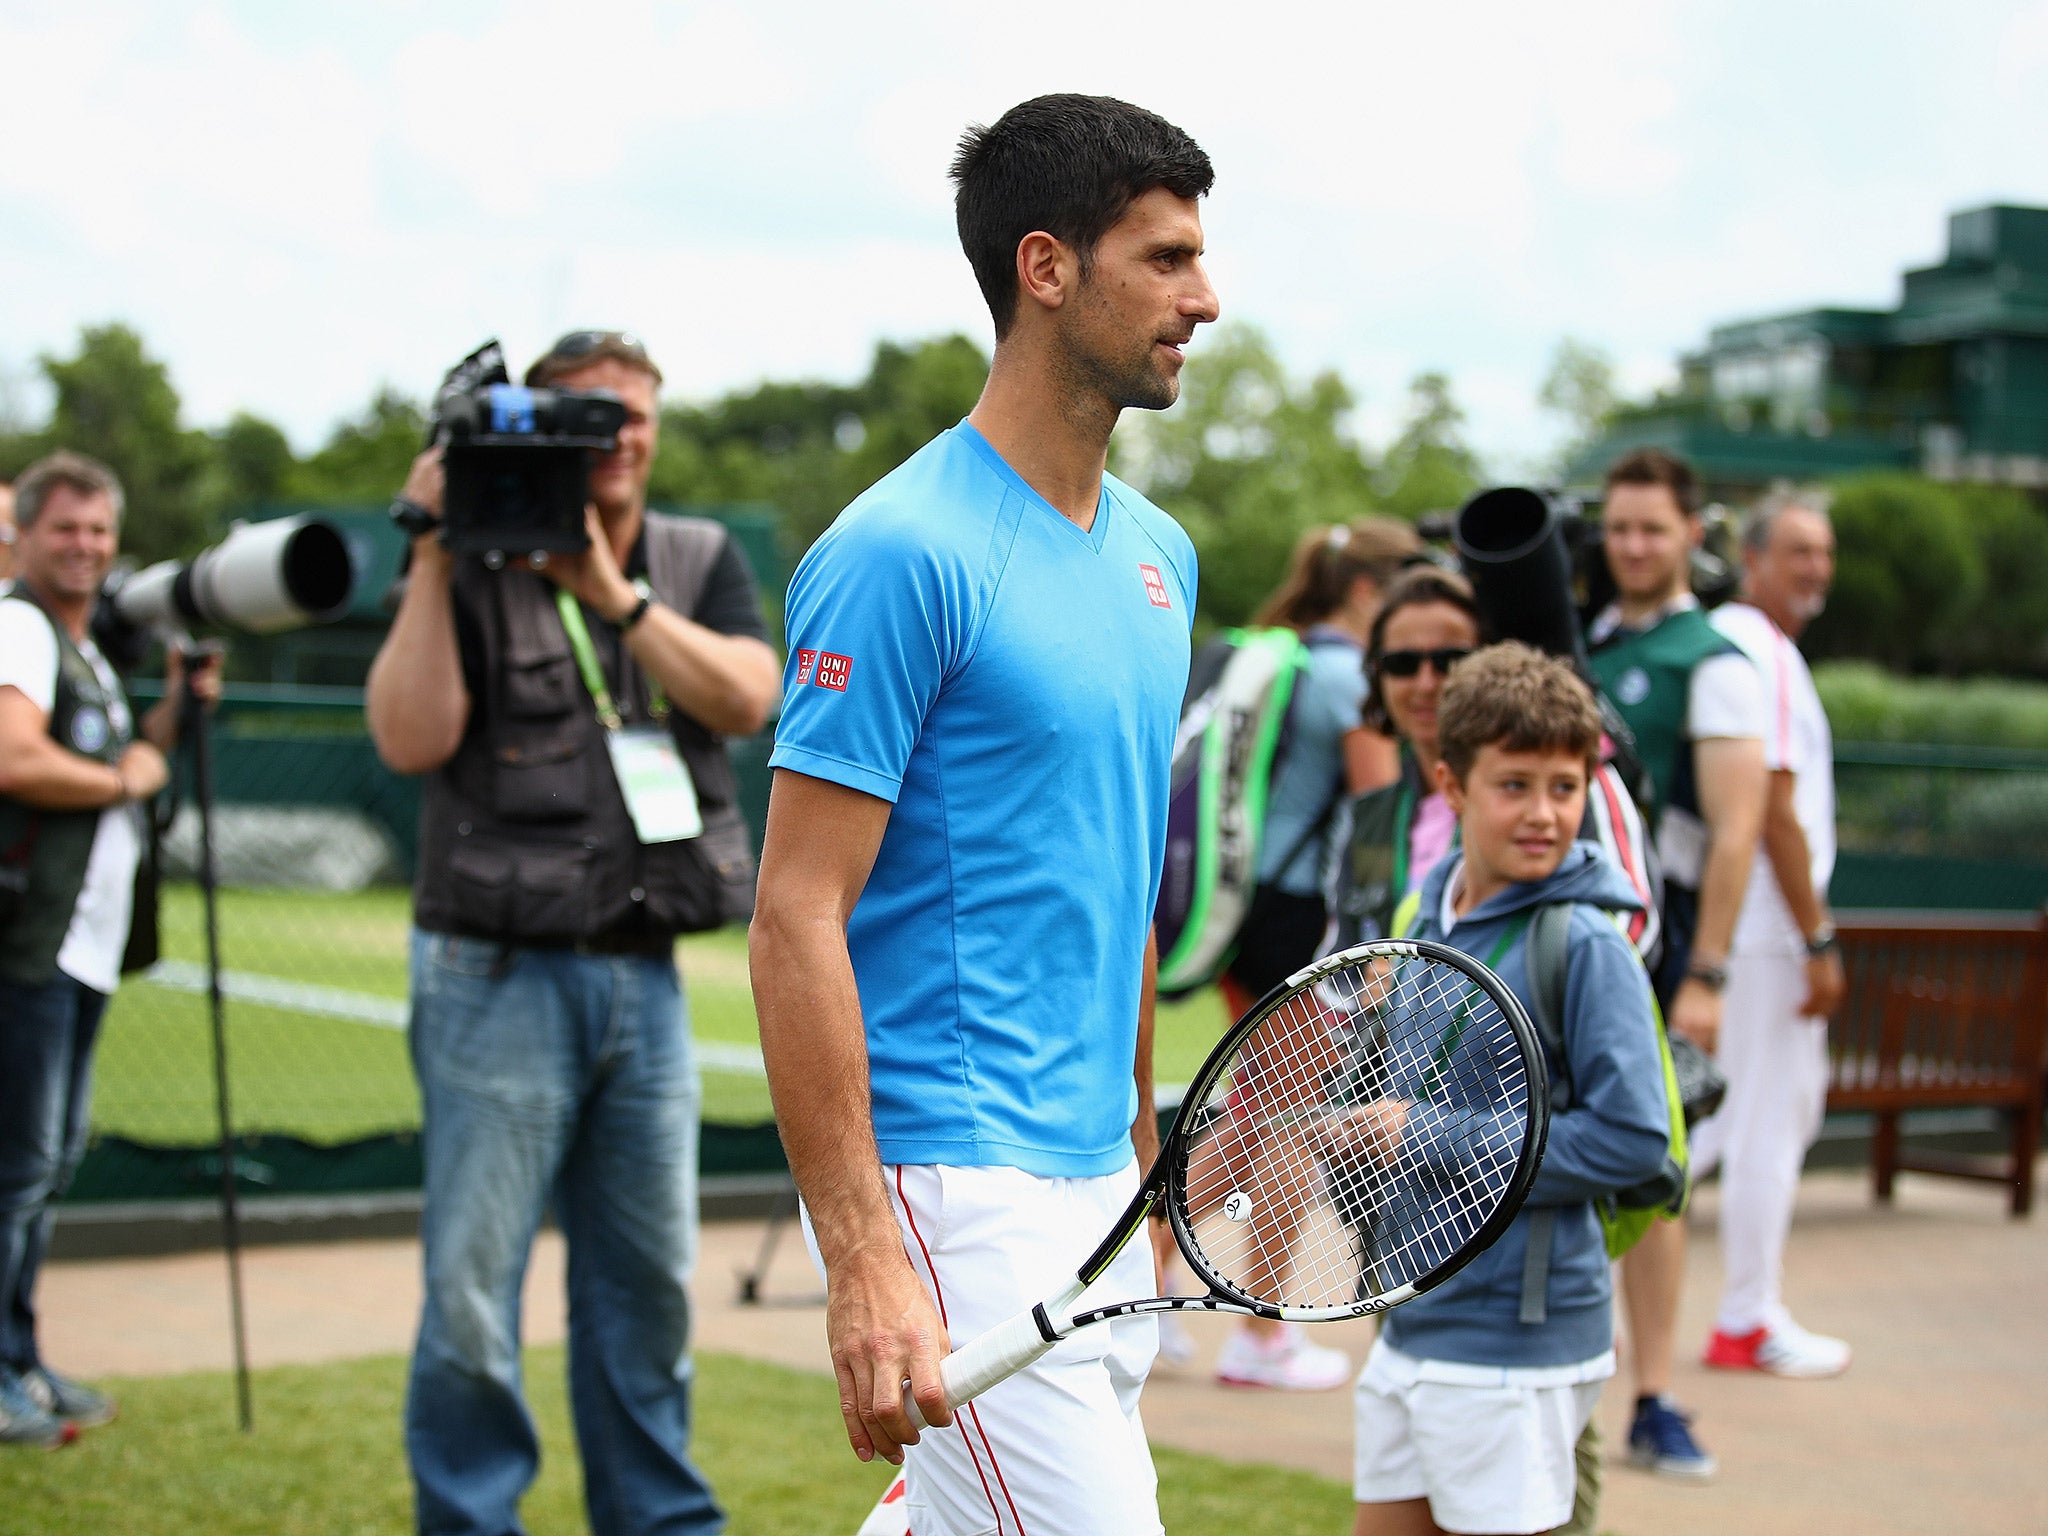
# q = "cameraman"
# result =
<box><xmin>366</xmin><ymin>332</ymin><xmax>776</xmax><ymax>1536</ymax></box>
<box><xmin>0</xmin><ymin>451</ymin><xmax>216</xmax><ymax>1448</ymax></box>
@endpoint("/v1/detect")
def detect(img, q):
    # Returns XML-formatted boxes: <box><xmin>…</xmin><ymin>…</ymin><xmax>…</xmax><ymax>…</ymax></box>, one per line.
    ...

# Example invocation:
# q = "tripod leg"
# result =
<box><xmin>189</xmin><ymin>688</ymin><xmax>253</xmax><ymax>1431</ymax></box>
<box><xmin>737</xmin><ymin>1178</ymin><xmax>801</xmax><ymax>1305</ymax></box>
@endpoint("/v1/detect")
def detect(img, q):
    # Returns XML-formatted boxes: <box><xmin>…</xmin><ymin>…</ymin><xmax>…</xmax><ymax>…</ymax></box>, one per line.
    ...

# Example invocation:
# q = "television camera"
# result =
<box><xmin>394</xmin><ymin>339</ymin><xmax>628</xmax><ymax>563</ymax></box>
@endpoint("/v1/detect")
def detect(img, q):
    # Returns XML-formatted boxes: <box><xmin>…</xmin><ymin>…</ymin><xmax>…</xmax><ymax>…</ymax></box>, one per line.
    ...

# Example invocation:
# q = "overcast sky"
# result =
<box><xmin>5</xmin><ymin>1</ymin><xmax>2045</xmax><ymax>473</ymax></box>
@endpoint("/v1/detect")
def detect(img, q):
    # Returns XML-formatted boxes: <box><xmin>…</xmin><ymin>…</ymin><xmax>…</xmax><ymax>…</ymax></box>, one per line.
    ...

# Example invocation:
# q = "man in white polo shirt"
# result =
<box><xmin>1697</xmin><ymin>487</ymin><xmax>1851</xmax><ymax>1378</ymax></box>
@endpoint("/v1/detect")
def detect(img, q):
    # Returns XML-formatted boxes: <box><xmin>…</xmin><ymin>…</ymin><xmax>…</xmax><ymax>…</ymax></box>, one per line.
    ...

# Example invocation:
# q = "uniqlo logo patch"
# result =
<box><xmin>814</xmin><ymin>652</ymin><xmax>852</xmax><ymax>691</ymax></box>
<box><xmin>1139</xmin><ymin>563</ymin><xmax>1172</xmax><ymax>609</ymax></box>
<box><xmin>794</xmin><ymin>649</ymin><xmax>818</xmax><ymax>686</ymax></box>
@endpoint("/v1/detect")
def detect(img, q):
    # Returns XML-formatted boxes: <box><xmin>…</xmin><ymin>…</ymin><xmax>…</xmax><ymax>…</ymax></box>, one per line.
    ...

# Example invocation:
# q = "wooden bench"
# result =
<box><xmin>1828</xmin><ymin>912</ymin><xmax>2048</xmax><ymax>1217</ymax></box>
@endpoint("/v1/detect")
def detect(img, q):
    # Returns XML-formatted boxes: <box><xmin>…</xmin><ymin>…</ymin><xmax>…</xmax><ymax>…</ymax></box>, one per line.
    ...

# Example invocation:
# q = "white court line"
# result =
<box><xmin>138</xmin><ymin>959</ymin><xmax>769</xmax><ymax>1076</ymax></box>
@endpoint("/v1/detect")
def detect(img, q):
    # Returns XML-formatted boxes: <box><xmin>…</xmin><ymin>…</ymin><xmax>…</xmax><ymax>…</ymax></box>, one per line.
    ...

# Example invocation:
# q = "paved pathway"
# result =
<box><xmin>40</xmin><ymin>1164</ymin><xmax>2048</xmax><ymax>1534</ymax></box>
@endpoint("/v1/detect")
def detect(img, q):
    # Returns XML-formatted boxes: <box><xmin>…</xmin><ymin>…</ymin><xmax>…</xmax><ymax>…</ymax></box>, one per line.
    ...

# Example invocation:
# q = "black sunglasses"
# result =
<box><xmin>1377</xmin><ymin>646</ymin><xmax>1473</xmax><ymax>678</ymax></box>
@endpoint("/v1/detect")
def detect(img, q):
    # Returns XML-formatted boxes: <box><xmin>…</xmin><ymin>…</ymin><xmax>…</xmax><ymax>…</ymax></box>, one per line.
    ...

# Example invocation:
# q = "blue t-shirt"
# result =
<box><xmin>1256</xmin><ymin>626</ymin><xmax>1365</xmax><ymax>896</ymax></box>
<box><xmin>771</xmin><ymin>422</ymin><xmax>1197</xmax><ymax>1176</ymax></box>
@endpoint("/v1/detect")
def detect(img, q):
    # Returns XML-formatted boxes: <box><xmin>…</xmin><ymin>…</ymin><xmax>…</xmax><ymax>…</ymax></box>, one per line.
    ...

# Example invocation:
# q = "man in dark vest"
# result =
<box><xmin>0</xmin><ymin>451</ymin><xmax>214</xmax><ymax>1448</ymax></box>
<box><xmin>366</xmin><ymin>331</ymin><xmax>777</xmax><ymax>1536</ymax></box>
<box><xmin>1587</xmin><ymin>447</ymin><xmax>1767</xmax><ymax>1484</ymax></box>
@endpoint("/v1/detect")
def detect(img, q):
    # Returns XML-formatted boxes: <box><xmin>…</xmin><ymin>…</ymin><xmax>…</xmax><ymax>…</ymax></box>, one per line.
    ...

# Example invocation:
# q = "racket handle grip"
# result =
<box><xmin>904</xmin><ymin>1304</ymin><xmax>1058</xmax><ymax>1430</ymax></box>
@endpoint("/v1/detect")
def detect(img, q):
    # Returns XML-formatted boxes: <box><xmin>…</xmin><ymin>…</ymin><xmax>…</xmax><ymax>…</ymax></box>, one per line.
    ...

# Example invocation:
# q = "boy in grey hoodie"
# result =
<box><xmin>1352</xmin><ymin>643</ymin><xmax>1671</xmax><ymax>1536</ymax></box>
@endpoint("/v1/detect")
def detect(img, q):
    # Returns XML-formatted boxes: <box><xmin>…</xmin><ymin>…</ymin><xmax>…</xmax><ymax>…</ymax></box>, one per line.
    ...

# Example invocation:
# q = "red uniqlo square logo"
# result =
<box><xmin>794</xmin><ymin>649</ymin><xmax>818</xmax><ymax>686</ymax></box>
<box><xmin>1139</xmin><ymin>563</ymin><xmax>1172</xmax><ymax>609</ymax></box>
<box><xmin>815</xmin><ymin>652</ymin><xmax>852</xmax><ymax>691</ymax></box>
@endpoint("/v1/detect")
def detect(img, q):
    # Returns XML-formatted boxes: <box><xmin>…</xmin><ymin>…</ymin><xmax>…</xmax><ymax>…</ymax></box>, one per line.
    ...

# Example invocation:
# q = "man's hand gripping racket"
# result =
<box><xmin>906</xmin><ymin>938</ymin><xmax>1550</xmax><ymax>1427</ymax></box>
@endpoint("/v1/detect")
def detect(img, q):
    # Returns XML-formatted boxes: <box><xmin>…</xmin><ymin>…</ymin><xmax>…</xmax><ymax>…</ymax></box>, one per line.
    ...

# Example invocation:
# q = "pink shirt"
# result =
<box><xmin>1406</xmin><ymin>791</ymin><xmax>1458</xmax><ymax>897</ymax></box>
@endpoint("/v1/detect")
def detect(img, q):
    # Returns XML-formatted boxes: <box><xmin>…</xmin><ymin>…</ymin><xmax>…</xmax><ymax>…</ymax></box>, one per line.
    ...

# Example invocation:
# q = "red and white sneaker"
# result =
<box><xmin>1703</xmin><ymin>1320</ymin><xmax>1851</xmax><ymax>1378</ymax></box>
<box><xmin>1214</xmin><ymin>1324</ymin><xmax>1352</xmax><ymax>1391</ymax></box>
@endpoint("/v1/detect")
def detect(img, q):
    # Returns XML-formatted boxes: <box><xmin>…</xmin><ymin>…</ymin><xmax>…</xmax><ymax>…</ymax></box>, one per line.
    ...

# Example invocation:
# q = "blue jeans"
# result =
<box><xmin>405</xmin><ymin>932</ymin><xmax>722</xmax><ymax>1536</ymax></box>
<box><xmin>0</xmin><ymin>970</ymin><xmax>109</xmax><ymax>1376</ymax></box>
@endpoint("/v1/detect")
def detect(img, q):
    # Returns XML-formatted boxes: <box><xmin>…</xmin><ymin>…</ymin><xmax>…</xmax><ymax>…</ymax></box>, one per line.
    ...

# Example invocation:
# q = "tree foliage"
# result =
<box><xmin>1114</xmin><ymin>323</ymin><xmax>1386</xmax><ymax>627</ymax></box>
<box><xmin>1804</xmin><ymin>473</ymin><xmax>1985</xmax><ymax>671</ymax></box>
<box><xmin>1374</xmin><ymin>371</ymin><xmax>1482</xmax><ymax>520</ymax></box>
<box><xmin>0</xmin><ymin>325</ymin><xmax>216</xmax><ymax>563</ymax></box>
<box><xmin>1538</xmin><ymin>338</ymin><xmax>1619</xmax><ymax>474</ymax></box>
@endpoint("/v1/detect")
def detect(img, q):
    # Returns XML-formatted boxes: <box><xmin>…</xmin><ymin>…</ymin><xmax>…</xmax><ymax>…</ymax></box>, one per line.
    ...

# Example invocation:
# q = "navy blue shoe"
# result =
<box><xmin>1627</xmin><ymin>1394</ymin><xmax>1717</xmax><ymax>1480</ymax></box>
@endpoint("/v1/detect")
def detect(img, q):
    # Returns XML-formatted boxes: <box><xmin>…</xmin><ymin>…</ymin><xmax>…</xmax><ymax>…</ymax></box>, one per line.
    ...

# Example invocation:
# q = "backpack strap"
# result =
<box><xmin>1518</xmin><ymin>901</ymin><xmax>1574</xmax><ymax>1326</ymax></box>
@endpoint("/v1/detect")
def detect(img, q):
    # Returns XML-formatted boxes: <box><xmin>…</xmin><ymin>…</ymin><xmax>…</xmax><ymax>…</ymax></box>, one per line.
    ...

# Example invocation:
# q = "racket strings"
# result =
<box><xmin>1174</xmin><ymin>952</ymin><xmax>1534</xmax><ymax>1316</ymax></box>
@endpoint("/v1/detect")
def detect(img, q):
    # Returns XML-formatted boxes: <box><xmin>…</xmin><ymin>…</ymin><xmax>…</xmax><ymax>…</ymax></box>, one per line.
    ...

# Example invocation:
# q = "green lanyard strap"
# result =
<box><xmin>1413</xmin><ymin>910</ymin><xmax>1534</xmax><ymax>1103</ymax></box>
<box><xmin>556</xmin><ymin>589</ymin><xmax>667</xmax><ymax>732</ymax></box>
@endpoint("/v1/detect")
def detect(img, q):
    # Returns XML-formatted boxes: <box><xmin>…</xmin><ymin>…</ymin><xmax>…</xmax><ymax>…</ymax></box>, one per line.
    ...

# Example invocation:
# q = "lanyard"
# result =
<box><xmin>1390</xmin><ymin>781</ymin><xmax>1416</xmax><ymax>899</ymax></box>
<box><xmin>1414</xmin><ymin>909</ymin><xmax>1534</xmax><ymax>1103</ymax></box>
<box><xmin>556</xmin><ymin>590</ymin><xmax>667</xmax><ymax>732</ymax></box>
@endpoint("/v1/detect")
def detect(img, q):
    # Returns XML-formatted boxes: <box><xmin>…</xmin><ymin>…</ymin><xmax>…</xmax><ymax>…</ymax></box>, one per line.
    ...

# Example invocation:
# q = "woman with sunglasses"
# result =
<box><xmin>1326</xmin><ymin>566</ymin><xmax>1484</xmax><ymax>950</ymax></box>
<box><xmin>1193</xmin><ymin>517</ymin><xmax>1419</xmax><ymax>1394</ymax></box>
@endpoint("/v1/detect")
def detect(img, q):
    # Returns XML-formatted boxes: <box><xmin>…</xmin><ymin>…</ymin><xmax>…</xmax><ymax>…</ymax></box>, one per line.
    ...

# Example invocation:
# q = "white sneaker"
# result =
<box><xmin>1213</xmin><ymin>1324</ymin><xmax>1352</xmax><ymax>1391</ymax></box>
<box><xmin>1755</xmin><ymin>1319</ymin><xmax>1852</xmax><ymax>1379</ymax></box>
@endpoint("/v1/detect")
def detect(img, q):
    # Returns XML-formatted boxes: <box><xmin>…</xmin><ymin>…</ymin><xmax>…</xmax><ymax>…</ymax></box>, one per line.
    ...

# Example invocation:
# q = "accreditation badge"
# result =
<box><xmin>604</xmin><ymin>726</ymin><xmax>703</xmax><ymax>844</ymax></box>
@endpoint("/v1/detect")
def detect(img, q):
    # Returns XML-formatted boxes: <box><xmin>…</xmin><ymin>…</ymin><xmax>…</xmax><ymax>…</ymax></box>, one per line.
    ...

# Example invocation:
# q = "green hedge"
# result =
<box><xmin>1815</xmin><ymin>662</ymin><xmax>2048</xmax><ymax>750</ymax></box>
<box><xmin>1803</xmin><ymin>474</ymin><xmax>2048</xmax><ymax>675</ymax></box>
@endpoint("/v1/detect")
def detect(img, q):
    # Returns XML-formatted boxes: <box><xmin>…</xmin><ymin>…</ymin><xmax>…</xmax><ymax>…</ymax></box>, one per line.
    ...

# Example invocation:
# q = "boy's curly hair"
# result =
<box><xmin>1436</xmin><ymin>642</ymin><xmax>1602</xmax><ymax>782</ymax></box>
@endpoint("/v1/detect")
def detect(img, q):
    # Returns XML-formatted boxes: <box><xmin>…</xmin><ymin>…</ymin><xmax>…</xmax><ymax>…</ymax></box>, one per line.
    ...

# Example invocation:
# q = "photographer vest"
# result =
<box><xmin>0</xmin><ymin>586</ymin><xmax>134</xmax><ymax>984</ymax></box>
<box><xmin>412</xmin><ymin>513</ymin><xmax>756</xmax><ymax>946</ymax></box>
<box><xmin>1587</xmin><ymin>606</ymin><xmax>1742</xmax><ymax>830</ymax></box>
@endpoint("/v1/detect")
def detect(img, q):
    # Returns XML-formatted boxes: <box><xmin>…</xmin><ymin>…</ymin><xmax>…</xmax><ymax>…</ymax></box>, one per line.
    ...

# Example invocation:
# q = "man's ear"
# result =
<box><xmin>1014</xmin><ymin>230</ymin><xmax>1076</xmax><ymax>317</ymax></box>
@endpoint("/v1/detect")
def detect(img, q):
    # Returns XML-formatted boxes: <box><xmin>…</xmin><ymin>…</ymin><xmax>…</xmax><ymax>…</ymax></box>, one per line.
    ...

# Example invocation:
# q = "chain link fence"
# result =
<box><xmin>71</xmin><ymin>686</ymin><xmax>780</xmax><ymax>1207</ymax></box>
<box><xmin>68</xmin><ymin>710</ymin><xmax>2048</xmax><ymax>1208</ymax></box>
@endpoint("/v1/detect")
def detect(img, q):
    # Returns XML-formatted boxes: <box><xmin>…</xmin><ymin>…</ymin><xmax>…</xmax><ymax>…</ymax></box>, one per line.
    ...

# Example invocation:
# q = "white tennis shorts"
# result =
<box><xmin>1353</xmin><ymin>1338</ymin><xmax>1608</xmax><ymax>1535</ymax></box>
<box><xmin>809</xmin><ymin>1160</ymin><xmax>1161</xmax><ymax>1536</ymax></box>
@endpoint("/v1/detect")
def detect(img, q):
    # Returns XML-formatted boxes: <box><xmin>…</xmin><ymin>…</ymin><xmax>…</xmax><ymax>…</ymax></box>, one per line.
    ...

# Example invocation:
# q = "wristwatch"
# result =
<box><xmin>1805</xmin><ymin>923</ymin><xmax>1839</xmax><ymax>958</ymax></box>
<box><xmin>1685</xmin><ymin>959</ymin><xmax>1728</xmax><ymax>991</ymax></box>
<box><xmin>619</xmin><ymin>578</ymin><xmax>655</xmax><ymax>633</ymax></box>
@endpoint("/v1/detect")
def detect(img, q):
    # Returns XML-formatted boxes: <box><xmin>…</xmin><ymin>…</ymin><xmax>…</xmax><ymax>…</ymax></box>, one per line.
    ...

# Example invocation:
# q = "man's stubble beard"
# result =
<box><xmin>1056</xmin><ymin>278</ymin><xmax>1182</xmax><ymax>423</ymax></box>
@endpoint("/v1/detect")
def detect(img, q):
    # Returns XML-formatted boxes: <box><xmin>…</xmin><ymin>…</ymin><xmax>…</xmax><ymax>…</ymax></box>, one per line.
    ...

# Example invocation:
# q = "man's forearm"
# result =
<box><xmin>0</xmin><ymin>733</ymin><xmax>123</xmax><ymax>810</ymax></box>
<box><xmin>625</xmin><ymin>608</ymin><xmax>778</xmax><ymax>738</ymax></box>
<box><xmin>1762</xmin><ymin>774</ymin><xmax>1827</xmax><ymax>936</ymax></box>
<box><xmin>751</xmin><ymin>905</ymin><xmax>901</xmax><ymax>1267</ymax></box>
<box><xmin>1693</xmin><ymin>827</ymin><xmax>1756</xmax><ymax>962</ymax></box>
<box><xmin>365</xmin><ymin>550</ymin><xmax>469</xmax><ymax>774</ymax></box>
<box><xmin>1132</xmin><ymin>931</ymin><xmax>1159</xmax><ymax>1171</ymax></box>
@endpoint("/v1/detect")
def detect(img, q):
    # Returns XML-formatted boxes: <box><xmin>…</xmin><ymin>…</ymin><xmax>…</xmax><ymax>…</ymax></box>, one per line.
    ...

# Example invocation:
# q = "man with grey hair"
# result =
<box><xmin>0</xmin><ymin>451</ymin><xmax>214</xmax><ymax>1447</ymax></box>
<box><xmin>1697</xmin><ymin>485</ymin><xmax>1851</xmax><ymax>1377</ymax></box>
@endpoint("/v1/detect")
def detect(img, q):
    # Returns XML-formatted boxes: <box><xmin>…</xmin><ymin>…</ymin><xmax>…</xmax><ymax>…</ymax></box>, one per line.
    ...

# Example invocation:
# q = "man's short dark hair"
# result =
<box><xmin>1436</xmin><ymin>642</ymin><xmax>1603</xmax><ymax>783</ymax></box>
<box><xmin>1604</xmin><ymin>447</ymin><xmax>1701</xmax><ymax>517</ymax></box>
<box><xmin>13</xmin><ymin>450</ymin><xmax>124</xmax><ymax>529</ymax></box>
<box><xmin>950</xmin><ymin>94</ymin><xmax>1214</xmax><ymax>339</ymax></box>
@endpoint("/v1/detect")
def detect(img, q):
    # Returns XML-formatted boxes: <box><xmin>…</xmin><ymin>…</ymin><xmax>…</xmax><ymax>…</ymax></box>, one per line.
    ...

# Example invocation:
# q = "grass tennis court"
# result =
<box><xmin>0</xmin><ymin>1348</ymin><xmax>1350</xmax><ymax>1535</ymax></box>
<box><xmin>93</xmin><ymin>885</ymin><xmax>1234</xmax><ymax>1148</ymax></box>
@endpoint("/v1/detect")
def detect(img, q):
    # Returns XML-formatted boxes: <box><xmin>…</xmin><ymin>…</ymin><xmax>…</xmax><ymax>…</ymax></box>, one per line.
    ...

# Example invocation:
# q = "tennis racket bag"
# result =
<box><xmin>1154</xmin><ymin>627</ymin><xmax>1311</xmax><ymax>999</ymax></box>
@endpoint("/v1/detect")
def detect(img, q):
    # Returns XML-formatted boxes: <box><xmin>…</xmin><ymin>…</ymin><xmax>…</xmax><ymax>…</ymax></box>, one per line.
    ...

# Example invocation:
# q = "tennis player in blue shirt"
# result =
<box><xmin>750</xmin><ymin>94</ymin><xmax>1218</xmax><ymax>1535</ymax></box>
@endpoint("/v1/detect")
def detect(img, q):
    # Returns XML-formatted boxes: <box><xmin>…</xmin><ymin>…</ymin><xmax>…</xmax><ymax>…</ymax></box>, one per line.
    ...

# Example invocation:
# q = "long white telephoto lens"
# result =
<box><xmin>114</xmin><ymin>517</ymin><xmax>355</xmax><ymax>634</ymax></box>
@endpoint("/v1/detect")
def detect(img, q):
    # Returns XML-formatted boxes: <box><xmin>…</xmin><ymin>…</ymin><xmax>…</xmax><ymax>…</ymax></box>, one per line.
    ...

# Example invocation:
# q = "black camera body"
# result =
<box><xmin>426</xmin><ymin>341</ymin><xmax>627</xmax><ymax>560</ymax></box>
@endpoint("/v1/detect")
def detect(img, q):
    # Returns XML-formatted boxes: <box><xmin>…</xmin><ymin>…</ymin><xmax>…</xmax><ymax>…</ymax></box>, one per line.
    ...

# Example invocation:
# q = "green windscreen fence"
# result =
<box><xmin>70</xmin><ymin>686</ymin><xmax>780</xmax><ymax>1205</ymax></box>
<box><xmin>63</xmin><ymin>712</ymin><xmax>2048</xmax><ymax>1207</ymax></box>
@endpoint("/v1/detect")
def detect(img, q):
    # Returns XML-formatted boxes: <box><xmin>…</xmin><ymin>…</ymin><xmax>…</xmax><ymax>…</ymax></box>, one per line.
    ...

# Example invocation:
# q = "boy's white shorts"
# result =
<box><xmin>806</xmin><ymin>1160</ymin><xmax>1161</xmax><ymax>1536</ymax></box>
<box><xmin>1353</xmin><ymin>1338</ymin><xmax>1610</xmax><ymax>1535</ymax></box>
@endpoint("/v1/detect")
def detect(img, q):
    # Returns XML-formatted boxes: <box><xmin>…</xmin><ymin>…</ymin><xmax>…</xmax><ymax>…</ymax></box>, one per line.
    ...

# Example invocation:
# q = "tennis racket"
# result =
<box><xmin>907</xmin><ymin>937</ymin><xmax>1548</xmax><ymax>1427</ymax></box>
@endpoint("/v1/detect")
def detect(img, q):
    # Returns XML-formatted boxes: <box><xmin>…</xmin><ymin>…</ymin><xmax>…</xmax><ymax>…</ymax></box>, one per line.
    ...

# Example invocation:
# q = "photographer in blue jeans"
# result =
<box><xmin>0</xmin><ymin>452</ymin><xmax>217</xmax><ymax>1449</ymax></box>
<box><xmin>367</xmin><ymin>331</ymin><xmax>778</xmax><ymax>1536</ymax></box>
